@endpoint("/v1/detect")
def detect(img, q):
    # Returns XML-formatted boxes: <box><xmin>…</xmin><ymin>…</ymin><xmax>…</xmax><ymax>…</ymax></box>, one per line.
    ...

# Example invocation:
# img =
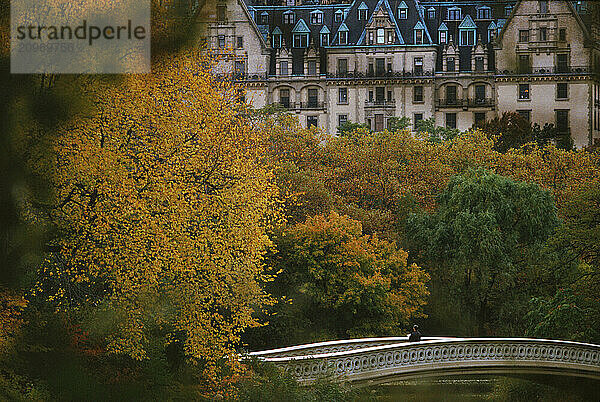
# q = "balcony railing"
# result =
<box><xmin>436</xmin><ymin>99</ymin><xmax>464</xmax><ymax>108</ymax></box>
<box><xmin>299</xmin><ymin>101</ymin><xmax>326</xmax><ymax>110</ymax></box>
<box><xmin>274</xmin><ymin>102</ymin><xmax>295</xmax><ymax>110</ymax></box>
<box><xmin>496</xmin><ymin>66</ymin><xmax>596</xmax><ymax>76</ymax></box>
<box><xmin>364</xmin><ymin>99</ymin><xmax>396</xmax><ymax>108</ymax></box>
<box><xmin>326</xmin><ymin>70</ymin><xmax>434</xmax><ymax>79</ymax></box>
<box><xmin>467</xmin><ymin>98</ymin><xmax>495</xmax><ymax>108</ymax></box>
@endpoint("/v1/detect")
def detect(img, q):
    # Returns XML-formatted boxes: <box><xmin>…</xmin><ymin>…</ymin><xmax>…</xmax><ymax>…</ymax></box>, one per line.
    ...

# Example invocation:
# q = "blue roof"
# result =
<box><xmin>358</xmin><ymin>2</ymin><xmax>369</xmax><ymax>10</ymax></box>
<box><xmin>320</xmin><ymin>25</ymin><xmax>330</xmax><ymax>34</ymax></box>
<box><xmin>292</xmin><ymin>19</ymin><xmax>310</xmax><ymax>33</ymax></box>
<box><xmin>398</xmin><ymin>1</ymin><xmax>408</xmax><ymax>9</ymax></box>
<box><xmin>459</xmin><ymin>15</ymin><xmax>476</xmax><ymax>29</ymax></box>
<box><xmin>338</xmin><ymin>22</ymin><xmax>349</xmax><ymax>32</ymax></box>
<box><xmin>414</xmin><ymin>21</ymin><xmax>425</xmax><ymax>30</ymax></box>
<box><xmin>272</xmin><ymin>26</ymin><xmax>282</xmax><ymax>35</ymax></box>
<box><xmin>439</xmin><ymin>22</ymin><xmax>448</xmax><ymax>31</ymax></box>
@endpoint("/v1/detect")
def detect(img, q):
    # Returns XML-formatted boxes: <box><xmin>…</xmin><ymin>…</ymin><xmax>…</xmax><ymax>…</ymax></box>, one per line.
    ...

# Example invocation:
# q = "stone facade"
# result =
<box><xmin>193</xmin><ymin>0</ymin><xmax>600</xmax><ymax>147</ymax></box>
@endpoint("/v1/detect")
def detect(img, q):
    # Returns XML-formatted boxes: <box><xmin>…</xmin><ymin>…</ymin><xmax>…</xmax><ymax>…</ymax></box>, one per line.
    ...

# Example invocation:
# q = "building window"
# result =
<box><xmin>519</xmin><ymin>30</ymin><xmax>529</xmax><ymax>43</ymax></box>
<box><xmin>307</xmin><ymin>116</ymin><xmax>318</xmax><ymax>128</ymax></box>
<box><xmin>448</xmin><ymin>7</ymin><xmax>461</xmax><ymax>20</ymax></box>
<box><xmin>338</xmin><ymin>87</ymin><xmax>348</xmax><ymax>103</ymax></box>
<box><xmin>447</xmin><ymin>57</ymin><xmax>455</xmax><ymax>72</ymax></box>
<box><xmin>460</xmin><ymin>29</ymin><xmax>475</xmax><ymax>46</ymax></box>
<box><xmin>321</xmin><ymin>33</ymin><xmax>329</xmax><ymax>46</ymax></box>
<box><xmin>440</xmin><ymin>31</ymin><xmax>447</xmax><ymax>44</ymax></box>
<box><xmin>234</xmin><ymin>61</ymin><xmax>245</xmax><ymax>77</ymax></box>
<box><xmin>414</xmin><ymin>113</ymin><xmax>424</xmax><ymax>129</ymax></box>
<box><xmin>518</xmin><ymin>55</ymin><xmax>531</xmax><ymax>74</ymax></box>
<box><xmin>335</xmin><ymin>10</ymin><xmax>343</xmax><ymax>23</ymax></box>
<box><xmin>339</xmin><ymin>31</ymin><xmax>347</xmax><ymax>45</ymax></box>
<box><xmin>557</xmin><ymin>82</ymin><xmax>568</xmax><ymax>99</ymax></box>
<box><xmin>338</xmin><ymin>114</ymin><xmax>348</xmax><ymax>127</ymax></box>
<box><xmin>477</xmin><ymin>7</ymin><xmax>491</xmax><ymax>20</ymax></box>
<box><xmin>375</xmin><ymin>58</ymin><xmax>385</xmax><ymax>75</ymax></box>
<box><xmin>556</xmin><ymin>54</ymin><xmax>568</xmax><ymax>73</ymax></box>
<box><xmin>280</xmin><ymin>61</ymin><xmax>289</xmax><ymax>75</ymax></box>
<box><xmin>474</xmin><ymin>112</ymin><xmax>486</xmax><ymax>127</ymax></box>
<box><xmin>415</xmin><ymin>29</ymin><xmax>424</xmax><ymax>44</ymax></box>
<box><xmin>519</xmin><ymin>84</ymin><xmax>530</xmax><ymax>100</ymax></box>
<box><xmin>413</xmin><ymin>86</ymin><xmax>423</xmax><ymax>103</ymax></box>
<box><xmin>387</xmin><ymin>30</ymin><xmax>394</xmax><ymax>43</ymax></box>
<box><xmin>293</xmin><ymin>34</ymin><xmax>308</xmax><ymax>48</ymax></box>
<box><xmin>555</xmin><ymin>109</ymin><xmax>569</xmax><ymax>134</ymax></box>
<box><xmin>280</xmin><ymin>89</ymin><xmax>290</xmax><ymax>108</ymax></box>
<box><xmin>475</xmin><ymin>85</ymin><xmax>486</xmax><ymax>102</ymax></box>
<box><xmin>517</xmin><ymin>110</ymin><xmax>531</xmax><ymax>122</ymax></box>
<box><xmin>308</xmin><ymin>89</ymin><xmax>318</xmax><ymax>108</ymax></box>
<box><xmin>505</xmin><ymin>5</ymin><xmax>513</xmax><ymax>16</ymax></box>
<box><xmin>399</xmin><ymin>8</ymin><xmax>407</xmax><ymax>19</ymax></box>
<box><xmin>475</xmin><ymin>57</ymin><xmax>484</xmax><ymax>72</ymax></box>
<box><xmin>414</xmin><ymin>57</ymin><xmax>423</xmax><ymax>75</ymax></box>
<box><xmin>559</xmin><ymin>28</ymin><xmax>566</xmax><ymax>41</ymax></box>
<box><xmin>217</xmin><ymin>5</ymin><xmax>226</xmax><ymax>22</ymax></box>
<box><xmin>539</xmin><ymin>27</ymin><xmax>547</xmax><ymax>42</ymax></box>
<box><xmin>273</xmin><ymin>34</ymin><xmax>281</xmax><ymax>48</ymax></box>
<box><xmin>446</xmin><ymin>113</ymin><xmax>457</xmax><ymax>129</ymax></box>
<box><xmin>446</xmin><ymin>85</ymin><xmax>457</xmax><ymax>104</ymax></box>
<box><xmin>311</xmin><ymin>11</ymin><xmax>323</xmax><ymax>25</ymax></box>
<box><xmin>260</xmin><ymin>12</ymin><xmax>268</xmax><ymax>25</ymax></box>
<box><xmin>375</xmin><ymin>86</ymin><xmax>385</xmax><ymax>103</ymax></box>
<box><xmin>539</xmin><ymin>0</ymin><xmax>548</xmax><ymax>14</ymax></box>
<box><xmin>236</xmin><ymin>36</ymin><xmax>243</xmax><ymax>49</ymax></box>
<box><xmin>337</xmin><ymin>58</ymin><xmax>348</xmax><ymax>75</ymax></box>
<box><xmin>283</xmin><ymin>12</ymin><xmax>295</xmax><ymax>25</ymax></box>
<box><xmin>218</xmin><ymin>35</ymin><xmax>225</xmax><ymax>48</ymax></box>
<box><xmin>358</xmin><ymin>8</ymin><xmax>368</xmax><ymax>21</ymax></box>
<box><xmin>377</xmin><ymin>28</ymin><xmax>385</xmax><ymax>44</ymax></box>
<box><xmin>308</xmin><ymin>60</ymin><xmax>317</xmax><ymax>75</ymax></box>
<box><xmin>428</xmin><ymin>8</ymin><xmax>435</xmax><ymax>19</ymax></box>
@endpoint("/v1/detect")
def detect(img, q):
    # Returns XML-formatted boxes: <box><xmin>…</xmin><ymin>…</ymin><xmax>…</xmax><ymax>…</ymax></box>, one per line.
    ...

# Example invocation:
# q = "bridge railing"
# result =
<box><xmin>247</xmin><ymin>336</ymin><xmax>451</xmax><ymax>359</ymax></box>
<box><xmin>248</xmin><ymin>338</ymin><xmax>600</xmax><ymax>384</ymax></box>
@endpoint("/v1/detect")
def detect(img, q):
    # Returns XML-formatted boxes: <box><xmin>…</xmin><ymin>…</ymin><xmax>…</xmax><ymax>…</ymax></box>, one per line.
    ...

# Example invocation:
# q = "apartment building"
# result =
<box><xmin>193</xmin><ymin>0</ymin><xmax>600</xmax><ymax>148</ymax></box>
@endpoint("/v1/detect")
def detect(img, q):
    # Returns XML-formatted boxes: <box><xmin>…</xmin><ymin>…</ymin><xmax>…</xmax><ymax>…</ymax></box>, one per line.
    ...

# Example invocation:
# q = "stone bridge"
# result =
<box><xmin>247</xmin><ymin>337</ymin><xmax>600</xmax><ymax>385</ymax></box>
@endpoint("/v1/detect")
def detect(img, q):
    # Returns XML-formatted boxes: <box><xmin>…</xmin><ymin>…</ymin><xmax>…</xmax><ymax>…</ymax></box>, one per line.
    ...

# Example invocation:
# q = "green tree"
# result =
<box><xmin>246</xmin><ymin>212</ymin><xmax>429</xmax><ymax>348</ymax></box>
<box><xmin>415</xmin><ymin>117</ymin><xmax>460</xmax><ymax>142</ymax></box>
<box><xmin>337</xmin><ymin>120</ymin><xmax>370</xmax><ymax>136</ymax></box>
<box><xmin>387</xmin><ymin>116</ymin><xmax>411</xmax><ymax>132</ymax></box>
<box><xmin>407</xmin><ymin>169</ymin><xmax>558</xmax><ymax>335</ymax></box>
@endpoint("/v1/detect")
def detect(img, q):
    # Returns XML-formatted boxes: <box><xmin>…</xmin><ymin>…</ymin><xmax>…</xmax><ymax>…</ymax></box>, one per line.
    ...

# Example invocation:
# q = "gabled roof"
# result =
<box><xmin>414</xmin><ymin>21</ymin><xmax>425</xmax><ymax>30</ymax></box>
<box><xmin>487</xmin><ymin>21</ymin><xmax>497</xmax><ymax>30</ymax></box>
<box><xmin>398</xmin><ymin>1</ymin><xmax>408</xmax><ymax>9</ymax></box>
<box><xmin>320</xmin><ymin>25</ymin><xmax>330</xmax><ymax>34</ymax></box>
<box><xmin>311</xmin><ymin>9</ymin><xmax>323</xmax><ymax>14</ymax></box>
<box><xmin>272</xmin><ymin>26</ymin><xmax>282</xmax><ymax>35</ymax></box>
<box><xmin>292</xmin><ymin>18</ymin><xmax>310</xmax><ymax>33</ymax></box>
<box><xmin>338</xmin><ymin>22</ymin><xmax>349</xmax><ymax>32</ymax></box>
<box><xmin>358</xmin><ymin>2</ymin><xmax>369</xmax><ymax>10</ymax></box>
<box><xmin>459</xmin><ymin>15</ymin><xmax>476</xmax><ymax>29</ymax></box>
<box><xmin>439</xmin><ymin>22</ymin><xmax>448</xmax><ymax>31</ymax></box>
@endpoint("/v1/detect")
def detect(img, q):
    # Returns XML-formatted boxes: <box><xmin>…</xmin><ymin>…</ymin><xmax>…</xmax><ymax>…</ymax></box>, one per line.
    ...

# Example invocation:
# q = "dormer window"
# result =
<box><xmin>320</xmin><ymin>25</ymin><xmax>330</xmax><ymax>46</ymax></box>
<box><xmin>310</xmin><ymin>10</ymin><xmax>323</xmax><ymax>25</ymax></box>
<box><xmin>272</xmin><ymin>27</ymin><xmax>282</xmax><ymax>48</ymax></box>
<box><xmin>428</xmin><ymin>8</ymin><xmax>435</xmax><ymax>19</ymax></box>
<box><xmin>448</xmin><ymin>7</ymin><xmax>461</xmax><ymax>20</ymax></box>
<box><xmin>539</xmin><ymin>0</ymin><xmax>548</xmax><ymax>14</ymax></box>
<box><xmin>414</xmin><ymin>29</ymin><xmax>424</xmax><ymax>44</ymax></box>
<box><xmin>398</xmin><ymin>1</ymin><xmax>408</xmax><ymax>19</ymax></box>
<box><xmin>292</xmin><ymin>19</ymin><xmax>310</xmax><ymax>48</ymax></box>
<box><xmin>339</xmin><ymin>31</ymin><xmax>347</xmax><ymax>44</ymax></box>
<box><xmin>358</xmin><ymin>3</ymin><xmax>368</xmax><ymax>21</ymax></box>
<box><xmin>260</xmin><ymin>12</ymin><xmax>268</xmax><ymax>25</ymax></box>
<box><xmin>293</xmin><ymin>34</ymin><xmax>307</xmax><ymax>48</ymax></box>
<box><xmin>440</xmin><ymin>30</ymin><xmax>447</xmax><ymax>44</ymax></box>
<box><xmin>334</xmin><ymin>10</ymin><xmax>343</xmax><ymax>23</ymax></box>
<box><xmin>283</xmin><ymin>11</ymin><xmax>295</xmax><ymax>25</ymax></box>
<box><xmin>505</xmin><ymin>5</ymin><xmax>513</xmax><ymax>16</ymax></box>
<box><xmin>477</xmin><ymin>6</ymin><xmax>491</xmax><ymax>20</ymax></box>
<box><xmin>377</xmin><ymin>28</ymin><xmax>385</xmax><ymax>44</ymax></box>
<box><xmin>338</xmin><ymin>23</ymin><xmax>349</xmax><ymax>45</ymax></box>
<box><xmin>458</xmin><ymin>15</ymin><xmax>476</xmax><ymax>46</ymax></box>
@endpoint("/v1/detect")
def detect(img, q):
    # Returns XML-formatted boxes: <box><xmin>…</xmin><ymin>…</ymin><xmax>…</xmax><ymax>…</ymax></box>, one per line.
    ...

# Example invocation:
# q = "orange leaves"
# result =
<box><xmin>43</xmin><ymin>52</ymin><xmax>282</xmax><ymax>368</ymax></box>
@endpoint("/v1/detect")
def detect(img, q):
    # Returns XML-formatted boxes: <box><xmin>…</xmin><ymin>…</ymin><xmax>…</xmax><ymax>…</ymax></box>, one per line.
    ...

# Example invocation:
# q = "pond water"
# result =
<box><xmin>357</xmin><ymin>375</ymin><xmax>600</xmax><ymax>401</ymax></box>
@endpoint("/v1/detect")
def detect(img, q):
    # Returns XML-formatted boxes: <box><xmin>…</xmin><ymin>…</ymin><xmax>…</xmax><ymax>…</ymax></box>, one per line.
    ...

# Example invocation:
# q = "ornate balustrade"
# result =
<box><xmin>248</xmin><ymin>336</ymin><xmax>449</xmax><ymax>359</ymax></box>
<box><xmin>248</xmin><ymin>338</ymin><xmax>600</xmax><ymax>384</ymax></box>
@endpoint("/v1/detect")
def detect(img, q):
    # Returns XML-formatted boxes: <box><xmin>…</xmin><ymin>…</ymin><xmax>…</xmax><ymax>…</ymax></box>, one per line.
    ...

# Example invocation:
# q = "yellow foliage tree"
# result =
<box><xmin>32</xmin><ymin>52</ymin><xmax>281</xmax><ymax>373</ymax></box>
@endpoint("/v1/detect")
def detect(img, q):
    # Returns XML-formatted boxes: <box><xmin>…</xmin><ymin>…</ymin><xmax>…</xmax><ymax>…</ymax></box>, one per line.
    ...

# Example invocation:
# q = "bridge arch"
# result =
<box><xmin>248</xmin><ymin>338</ymin><xmax>600</xmax><ymax>385</ymax></box>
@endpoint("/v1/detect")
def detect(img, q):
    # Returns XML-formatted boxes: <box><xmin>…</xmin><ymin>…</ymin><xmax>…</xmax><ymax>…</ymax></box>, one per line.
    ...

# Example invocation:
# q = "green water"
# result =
<box><xmin>358</xmin><ymin>376</ymin><xmax>600</xmax><ymax>401</ymax></box>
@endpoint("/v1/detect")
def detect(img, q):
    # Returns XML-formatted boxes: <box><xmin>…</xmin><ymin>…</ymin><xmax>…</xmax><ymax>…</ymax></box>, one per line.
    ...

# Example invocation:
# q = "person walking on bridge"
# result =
<box><xmin>408</xmin><ymin>325</ymin><xmax>422</xmax><ymax>342</ymax></box>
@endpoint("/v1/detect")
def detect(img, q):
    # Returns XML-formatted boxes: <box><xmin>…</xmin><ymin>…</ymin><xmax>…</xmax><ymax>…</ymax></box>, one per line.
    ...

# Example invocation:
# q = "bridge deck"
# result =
<box><xmin>247</xmin><ymin>338</ymin><xmax>600</xmax><ymax>384</ymax></box>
